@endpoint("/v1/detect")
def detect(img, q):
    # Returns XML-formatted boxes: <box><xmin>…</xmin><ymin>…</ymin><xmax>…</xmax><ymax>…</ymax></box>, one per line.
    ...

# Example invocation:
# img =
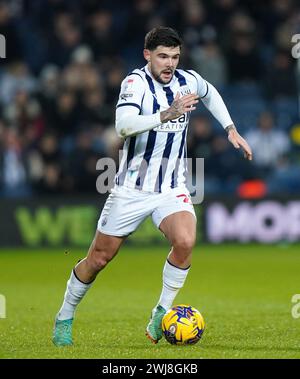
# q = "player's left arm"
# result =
<box><xmin>190</xmin><ymin>70</ymin><xmax>252</xmax><ymax>160</ymax></box>
<box><xmin>224</xmin><ymin>123</ymin><xmax>252</xmax><ymax>161</ymax></box>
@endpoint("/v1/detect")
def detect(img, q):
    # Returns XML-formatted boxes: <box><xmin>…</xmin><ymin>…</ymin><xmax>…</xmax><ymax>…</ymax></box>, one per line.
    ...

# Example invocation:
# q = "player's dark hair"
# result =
<box><xmin>144</xmin><ymin>27</ymin><xmax>182</xmax><ymax>51</ymax></box>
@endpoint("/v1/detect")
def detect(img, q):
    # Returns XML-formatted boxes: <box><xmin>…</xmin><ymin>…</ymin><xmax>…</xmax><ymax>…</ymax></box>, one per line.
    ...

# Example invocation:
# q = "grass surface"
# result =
<box><xmin>0</xmin><ymin>244</ymin><xmax>300</xmax><ymax>358</ymax></box>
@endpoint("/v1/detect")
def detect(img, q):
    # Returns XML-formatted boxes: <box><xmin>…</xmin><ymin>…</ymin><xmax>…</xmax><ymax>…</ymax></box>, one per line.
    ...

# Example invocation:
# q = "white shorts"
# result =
<box><xmin>97</xmin><ymin>185</ymin><xmax>196</xmax><ymax>237</ymax></box>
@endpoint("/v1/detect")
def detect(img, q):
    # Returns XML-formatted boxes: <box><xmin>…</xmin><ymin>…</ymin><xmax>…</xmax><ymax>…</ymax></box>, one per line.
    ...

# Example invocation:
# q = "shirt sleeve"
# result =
<box><xmin>115</xmin><ymin>106</ymin><xmax>161</xmax><ymax>138</ymax></box>
<box><xmin>201</xmin><ymin>81</ymin><xmax>233</xmax><ymax>129</ymax></box>
<box><xmin>116</xmin><ymin>74</ymin><xmax>146</xmax><ymax>114</ymax></box>
<box><xmin>186</xmin><ymin>69</ymin><xmax>209</xmax><ymax>98</ymax></box>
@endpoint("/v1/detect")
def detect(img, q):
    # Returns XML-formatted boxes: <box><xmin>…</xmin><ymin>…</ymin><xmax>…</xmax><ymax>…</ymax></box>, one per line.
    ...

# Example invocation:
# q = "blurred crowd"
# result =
<box><xmin>0</xmin><ymin>0</ymin><xmax>299</xmax><ymax>197</ymax></box>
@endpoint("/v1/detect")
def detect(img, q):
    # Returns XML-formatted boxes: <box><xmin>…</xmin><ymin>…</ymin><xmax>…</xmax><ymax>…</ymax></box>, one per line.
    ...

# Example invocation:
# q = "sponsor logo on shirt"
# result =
<box><xmin>154</xmin><ymin>113</ymin><xmax>190</xmax><ymax>132</ymax></box>
<box><xmin>120</xmin><ymin>93</ymin><xmax>133</xmax><ymax>100</ymax></box>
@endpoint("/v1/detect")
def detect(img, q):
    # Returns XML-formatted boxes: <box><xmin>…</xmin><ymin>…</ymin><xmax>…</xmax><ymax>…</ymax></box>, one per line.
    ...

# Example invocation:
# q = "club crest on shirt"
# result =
<box><xmin>179</xmin><ymin>85</ymin><xmax>191</xmax><ymax>96</ymax></box>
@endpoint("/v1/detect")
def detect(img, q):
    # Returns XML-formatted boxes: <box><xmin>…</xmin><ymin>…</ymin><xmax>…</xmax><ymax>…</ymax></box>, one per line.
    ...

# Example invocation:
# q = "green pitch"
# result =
<box><xmin>0</xmin><ymin>244</ymin><xmax>300</xmax><ymax>359</ymax></box>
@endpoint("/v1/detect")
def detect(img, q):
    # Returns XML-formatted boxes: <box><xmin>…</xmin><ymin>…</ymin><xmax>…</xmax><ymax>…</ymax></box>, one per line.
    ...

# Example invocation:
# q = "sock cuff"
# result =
<box><xmin>72</xmin><ymin>269</ymin><xmax>94</xmax><ymax>286</ymax></box>
<box><xmin>163</xmin><ymin>259</ymin><xmax>190</xmax><ymax>289</ymax></box>
<box><xmin>167</xmin><ymin>259</ymin><xmax>191</xmax><ymax>271</ymax></box>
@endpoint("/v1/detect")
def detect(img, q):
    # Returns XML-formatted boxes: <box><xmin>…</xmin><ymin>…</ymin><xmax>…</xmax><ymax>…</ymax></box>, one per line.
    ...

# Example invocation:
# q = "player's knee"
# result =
<box><xmin>88</xmin><ymin>248</ymin><xmax>113</xmax><ymax>272</ymax></box>
<box><xmin>173</xmin><ymin>234</ymin><xmax>196</xmax><ymax>253</ymax></box>
<box><xmin>89</xmin><ymin>256</ymin><xmax>109</xmax><ymax>272</ymax></box>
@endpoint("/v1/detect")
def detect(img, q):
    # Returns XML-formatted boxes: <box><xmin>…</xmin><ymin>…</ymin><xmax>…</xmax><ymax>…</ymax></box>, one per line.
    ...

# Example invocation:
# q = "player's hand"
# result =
<box><xmin>226</xmin><ymin>125</ymin><xmax>253</xmax><ymax>160</ymax></box>
<box><xmin>160</xmin><ymin>92</ymin><xmax>199</xmax><ymax>123</ymax></box>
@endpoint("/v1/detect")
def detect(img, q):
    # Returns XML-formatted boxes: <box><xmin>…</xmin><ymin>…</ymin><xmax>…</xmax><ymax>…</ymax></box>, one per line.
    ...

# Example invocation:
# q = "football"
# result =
<box><xmin>162</xmin><ymin>304</ymin><xmax>205</xmax><ymax>345</ymax></box>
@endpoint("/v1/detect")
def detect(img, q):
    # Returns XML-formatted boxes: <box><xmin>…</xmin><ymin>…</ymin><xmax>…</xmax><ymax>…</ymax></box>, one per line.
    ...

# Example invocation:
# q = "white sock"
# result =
<box><xmin>57</xmin><ymin>269</ymin><xmax>93</xmax><ymax>320</ymax></box>
<box><xmin>157</xmin><ymin>259</ymin><xmax>190</xmax><ymax>311</ymax></box>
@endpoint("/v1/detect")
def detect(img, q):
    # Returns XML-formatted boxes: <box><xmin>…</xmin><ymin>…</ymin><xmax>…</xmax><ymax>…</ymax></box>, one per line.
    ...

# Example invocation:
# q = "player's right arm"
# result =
<box><xmin>115</xmin><ymin>75</ymin><xmax>199</xmax><ymax>138</ymax></box>
<box><xmin>116</xmin><ymin>74</ymin><xmax>161</xmax><ymax>138</ymax></box>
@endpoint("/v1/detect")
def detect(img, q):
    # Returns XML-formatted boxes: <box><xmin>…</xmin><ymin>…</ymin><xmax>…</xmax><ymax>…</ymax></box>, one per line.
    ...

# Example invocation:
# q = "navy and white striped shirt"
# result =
<box><xmin>115</xmin><ymin>65</ymin><xmax>208</xmax><ymax>193</ymax></box>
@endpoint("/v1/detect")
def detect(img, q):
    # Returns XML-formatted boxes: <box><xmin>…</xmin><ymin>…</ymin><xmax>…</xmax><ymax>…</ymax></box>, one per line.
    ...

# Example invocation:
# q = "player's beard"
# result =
<box><xmin>151</xmin><ymin>67</ymin><xmax>174</xmax><ymax>84</ymax></box>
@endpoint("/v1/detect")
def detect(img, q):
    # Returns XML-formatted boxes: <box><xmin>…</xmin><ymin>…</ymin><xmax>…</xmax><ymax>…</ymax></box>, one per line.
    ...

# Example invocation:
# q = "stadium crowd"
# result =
<box><xmin>0</xmin><ymin>0</ymin><xmax>299</xmax><ymax>197</ymax></box>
